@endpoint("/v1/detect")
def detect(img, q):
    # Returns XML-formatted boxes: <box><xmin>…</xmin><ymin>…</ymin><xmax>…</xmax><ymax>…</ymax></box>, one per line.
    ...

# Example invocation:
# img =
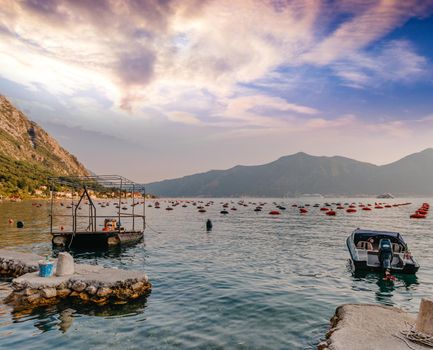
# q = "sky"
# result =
<box><xmin>1</xmin><ymin>0</ymin><xmax>433</xmax><ymax>183</ymax></box>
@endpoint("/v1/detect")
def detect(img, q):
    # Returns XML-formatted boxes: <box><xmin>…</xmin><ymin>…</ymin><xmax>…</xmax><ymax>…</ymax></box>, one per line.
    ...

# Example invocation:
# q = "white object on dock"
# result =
<box><xmin>416</xmin><ymin>298</ymin><xmax>433</xmax><ymax>336</ymax></box>
<box><xmin>55</xmin><ymin>252</ymin><xmax>74</xmax><ymax>276</ymax></box>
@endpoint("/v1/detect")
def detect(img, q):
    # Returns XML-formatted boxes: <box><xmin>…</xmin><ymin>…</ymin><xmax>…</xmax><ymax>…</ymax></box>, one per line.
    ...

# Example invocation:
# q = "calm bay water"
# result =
<box><xmin>0</xmin><ymin>198</ymin><xmax>432</xmax><ymax>349</ymax></box>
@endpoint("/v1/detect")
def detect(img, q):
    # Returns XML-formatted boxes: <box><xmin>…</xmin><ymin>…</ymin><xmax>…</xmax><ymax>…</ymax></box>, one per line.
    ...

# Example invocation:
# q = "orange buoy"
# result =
<box><xmin>8</xmin><ymin>218</ymin><xmax>13</xmax><ymax>224</ymax></box>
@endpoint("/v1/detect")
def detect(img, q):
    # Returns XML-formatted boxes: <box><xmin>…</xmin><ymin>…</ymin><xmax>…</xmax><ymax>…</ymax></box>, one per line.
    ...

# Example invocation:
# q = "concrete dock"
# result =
<box><xmin>0</xmin><ymin>249</ymin><xmax>151</xmax><ymax>308</ymax></box>
<box><xmin>318</xmin><ymin>304</ymin><xmax>430</xmax><ymax>350</ymax></box>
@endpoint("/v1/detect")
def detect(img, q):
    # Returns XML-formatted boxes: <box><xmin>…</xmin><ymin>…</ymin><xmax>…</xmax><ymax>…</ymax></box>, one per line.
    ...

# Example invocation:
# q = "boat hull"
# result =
<box><xmin>348</xmin><ymin>257</ymin><xmax>419</xmax><ymax>274</ymax></box>
<box><xmin>52</xmin><ymin>231</ymin><xmax>143</xmax><ymax>250</ymax></box>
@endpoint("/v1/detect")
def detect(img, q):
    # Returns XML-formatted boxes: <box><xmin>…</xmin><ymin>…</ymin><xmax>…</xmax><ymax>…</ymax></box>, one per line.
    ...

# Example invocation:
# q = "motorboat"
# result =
<box><xmin>346</xmin><ymin>228</ymin><xmax>419</xmax><ymax>274</ymax></box>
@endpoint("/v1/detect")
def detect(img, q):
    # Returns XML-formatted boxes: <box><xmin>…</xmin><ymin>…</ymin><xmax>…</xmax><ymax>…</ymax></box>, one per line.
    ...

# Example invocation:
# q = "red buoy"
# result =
<box><xmin>320</xmin><ymin>207</ymin><xmax>329</xmax><ymax>211</ymax></box>
<box><xmin>269</xmin><ymin>210</ymin><xmax>280</xmax><ymax>215</ymax></box>
<box><xmin>346</xmin><ymin>208</ymin><xmax>357</xmax><ymax>213</ymax></box>
<box><xmin>410</xmin><ymin>213</ymin><xmax>426</xmax><ymax>219</ymax></box>
<box><xmin>299</xmin><ymin>208</ymin><xmax>308</xmax><ymax>214</ymax></box>
<box><xmin>326</xmin><ymin>210</ymin><xmax>336</xmax><ymax>216</ymax></box>
<box><xmin>362</xmin><ymin>207</ymin><xmax>372</xmax><ymax>211</ymax></box>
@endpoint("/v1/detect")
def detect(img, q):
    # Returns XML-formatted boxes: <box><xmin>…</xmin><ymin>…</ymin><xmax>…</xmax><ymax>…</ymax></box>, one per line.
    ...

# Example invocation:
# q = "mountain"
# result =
<box><xmin>146</xmin><ymin>149</ymin><xmax>433</xmax><ymax>197</ymax></box>
<box><xmin>0</xmin><ymin>95</ymin><xmax>89</xmax><ymax>196</ymax></box>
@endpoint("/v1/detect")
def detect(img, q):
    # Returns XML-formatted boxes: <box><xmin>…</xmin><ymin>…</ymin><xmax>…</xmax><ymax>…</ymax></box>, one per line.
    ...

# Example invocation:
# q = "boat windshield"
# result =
<box><xmin>354</xmin><ymin>231</ymin><xmax>405</xmax><ymax>251</ymax></box>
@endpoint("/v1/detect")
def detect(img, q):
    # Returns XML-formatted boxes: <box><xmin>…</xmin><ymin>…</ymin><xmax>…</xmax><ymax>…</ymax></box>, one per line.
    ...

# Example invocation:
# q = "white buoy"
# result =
<box><xmin>416</xmin><ymin>298</ymin><xmax>433</xmax><ymax>335</ymax></box>
<box><xmin>55</xmin><ymin>252</ymin><xmax>74</xmax><ymax>276</ymax></box>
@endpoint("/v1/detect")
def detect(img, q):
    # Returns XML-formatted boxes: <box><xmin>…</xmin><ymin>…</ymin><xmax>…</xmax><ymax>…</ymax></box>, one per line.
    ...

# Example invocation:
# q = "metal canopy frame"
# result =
<box><xmin>49</xmin><ymin>175</ymin><xmax>146</xmax><ymax>234</ymax></box>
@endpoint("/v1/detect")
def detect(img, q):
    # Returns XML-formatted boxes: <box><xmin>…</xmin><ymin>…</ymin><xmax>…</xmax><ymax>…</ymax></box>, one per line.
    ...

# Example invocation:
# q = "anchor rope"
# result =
<box><xmin>394</xmin><ymin>322</ymin><xmax>433</xmax><ymax>349</ymax></box>
<box><xmin>145</xmin><ymin>223</ymin><xmax>162</xmax><ymax>234</ymax></box>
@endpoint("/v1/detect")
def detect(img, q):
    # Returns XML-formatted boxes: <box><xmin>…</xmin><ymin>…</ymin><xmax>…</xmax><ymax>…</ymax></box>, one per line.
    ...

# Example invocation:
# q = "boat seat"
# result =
<box><xmin>392</xmin><ymin>243</ymin><xmax>404</xmax><ymax>253</ymax></box>
<box><xmin>356</xmin><ymin>241</ymin><xmax>373</xmax><ymax>250</ymax></box>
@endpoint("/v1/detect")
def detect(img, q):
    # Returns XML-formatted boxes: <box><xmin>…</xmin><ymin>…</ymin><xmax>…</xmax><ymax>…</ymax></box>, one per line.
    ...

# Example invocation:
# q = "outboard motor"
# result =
<box><xmin>378</xmin><ymin>239</ymin><xmax>393</xmax><ymax>269</ymax></box>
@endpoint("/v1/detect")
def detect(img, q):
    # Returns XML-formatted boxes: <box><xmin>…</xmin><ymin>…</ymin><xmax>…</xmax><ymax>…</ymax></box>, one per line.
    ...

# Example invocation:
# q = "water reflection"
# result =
<box><xmin>351</xmin><ymin>270</ymin><xmax>419</xmax><ymax>306</ymax></box>
<box><xmin>10</xmin><ymin>294</ymin><xmax>150</xmax><ymax>334</ymax></box>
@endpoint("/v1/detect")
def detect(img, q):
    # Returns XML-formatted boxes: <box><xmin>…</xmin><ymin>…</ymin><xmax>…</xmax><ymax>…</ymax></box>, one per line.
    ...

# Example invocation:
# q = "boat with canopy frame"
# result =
<box><xmin>49</xmin><ymin>175</ymin><xmax>145</xmax><ymax>250</ymax></box>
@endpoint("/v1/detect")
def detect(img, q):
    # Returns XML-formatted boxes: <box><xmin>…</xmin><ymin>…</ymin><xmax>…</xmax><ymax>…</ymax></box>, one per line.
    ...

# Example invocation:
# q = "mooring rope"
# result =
<box><xmin>145</xmin><ymin>223</ymin><xmax>162</xmax><ymax>234</ymax></box>
<box><xmin>394</xmin><ymin>322</ymin><xmax>433</xmax><ymax>349</ymax></box>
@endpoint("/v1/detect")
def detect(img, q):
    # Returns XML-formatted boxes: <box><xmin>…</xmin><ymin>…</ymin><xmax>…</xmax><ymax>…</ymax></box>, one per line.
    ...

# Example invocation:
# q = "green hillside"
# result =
<box><xmin>0</xmin><ymin>95</ymin><xmax>89</xmax><ymax>198</ymax></box>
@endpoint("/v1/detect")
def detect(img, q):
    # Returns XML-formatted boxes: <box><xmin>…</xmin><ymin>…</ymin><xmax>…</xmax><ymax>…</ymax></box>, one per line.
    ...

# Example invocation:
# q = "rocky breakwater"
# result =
<box><xmin>0</xmin><ymin>250</ymin><xmax>151</xmax><ymax>309</ymax></box>
<box><xmin>0</xmin><ymin>249</ymin><xmax>40</xmax><ymax>277</ymax></box>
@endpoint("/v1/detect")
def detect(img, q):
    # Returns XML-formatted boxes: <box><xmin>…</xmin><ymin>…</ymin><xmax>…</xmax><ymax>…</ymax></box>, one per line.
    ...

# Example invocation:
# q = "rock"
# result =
<box><xmin>25</xmin><ymin>293</ymin><xmax>41</xmax><ymax>304</ymax></box>
<box><xmin>85</xmin><ymin>285</ymin><xmax>97</xmax><ymax>295</ymax></box>
<box><xmin>131</xmin><ymin>281</ymin><xmax>144</xmax><ymax>292</ymax></box>
<box><xmin>91</xmin><ymin>297</ymin><xmax>108</xmax><ymax>305</ymax></box>
<box><xmin>79</xmin><ymin>292</ymin><xmax>90</xmax><ymax>301</ymax></box>
<box><xmin>57</xmin><ymin>288</ymin><xmax>71</xmax><ymax>298</ymax></box>
<box><xmin>56</xmin><ymin>252</ymin><xmax>74</xmax><ymax>276</ymax></box>
<box><xmin>71</xmin><ymin>280</ymin><xmax>86</xmax><ymax>292</ymax></box>
<box><xmin>41</xmin><ymin>288</ymin><xmax>57</xmax><ymax>298</ymax></box>
<box><xmin>24</xmin><ymin>288</ymin><xmax>38</xmax><ymax>296</ymax></box>
<box><xmin>96</xmin><ymin>287</ymin><xmax>112</xmax><ymax>297</ymax></box>
<box><xmin>317</xmin><ymin>341</ymin><xmax>329</xmax><ymax>350</ymax></box>
<box><xmin>57</xmin><ymin>282</ymin><xmax>66</xmax><ymax>290</ymax></box>
<box><xmin>113</xmin><ymin>289</ymin><xmax>131</xmax><ymax>300</ymax></box>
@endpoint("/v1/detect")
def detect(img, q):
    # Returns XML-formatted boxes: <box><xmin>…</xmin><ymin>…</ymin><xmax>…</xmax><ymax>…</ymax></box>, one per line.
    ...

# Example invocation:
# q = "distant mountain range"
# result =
<box><xmin>146</xmin><ymin>149</ymin><xmax>433</xmax><ymax>197</ymax></box>
<box><xmin>0</xmin><ymin>95</ymin><xmax>89</xmax><ymax>196</ymax></box>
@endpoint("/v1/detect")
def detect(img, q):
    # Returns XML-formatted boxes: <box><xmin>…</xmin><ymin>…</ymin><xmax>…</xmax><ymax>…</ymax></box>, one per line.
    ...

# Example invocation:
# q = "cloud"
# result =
<box><xmin>0</xmin><ymin>0</ymin><xmax>432</xmax><ymax>120</ymax></box>
<box><xmin>332</xmin><ymin>40</ymin><xmax>429</xmax><ymax>88</ymax></box>
<box><xmin>167</xmin><ymin>111</ymin><xmax>202</xmax><ymax>125</ymax></box>
<box><xmin>300</xmin><ymin>0</ymin><xmax>433</xmax><ymax>65</ymax></box>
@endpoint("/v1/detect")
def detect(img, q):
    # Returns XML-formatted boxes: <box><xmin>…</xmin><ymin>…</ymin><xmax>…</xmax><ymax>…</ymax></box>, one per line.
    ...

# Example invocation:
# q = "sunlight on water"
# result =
<box><xmin>0</xmin><ymin>198</ymin><xmax>432</xmax><ymax>349</ymax></box>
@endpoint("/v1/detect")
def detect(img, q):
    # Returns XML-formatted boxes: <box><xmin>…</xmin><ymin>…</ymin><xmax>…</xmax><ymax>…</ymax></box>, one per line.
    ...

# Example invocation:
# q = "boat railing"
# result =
<box><xmin>48</xmin><ymin>175</ymin><xmax>146</xmax><ymax>235</ymax></box>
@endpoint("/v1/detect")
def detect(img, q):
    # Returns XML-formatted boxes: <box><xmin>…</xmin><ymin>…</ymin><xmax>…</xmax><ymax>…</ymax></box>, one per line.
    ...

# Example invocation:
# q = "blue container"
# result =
<box><xmin>39</xmin><ymin>261</ymin><xmax>54</xmax><ymax>277</ymax></box>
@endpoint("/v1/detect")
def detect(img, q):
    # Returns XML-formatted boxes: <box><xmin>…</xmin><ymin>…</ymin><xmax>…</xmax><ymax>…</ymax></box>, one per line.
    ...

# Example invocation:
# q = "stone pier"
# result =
<box><xmin>318</xmin><ymin>304</ymin><xmax>430</xmax><ymax>350</ymax></box>
<box><xmin>0</xmin><ymin>249</ymin><xmax>151</xmax><ymax>308</ymax></box>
